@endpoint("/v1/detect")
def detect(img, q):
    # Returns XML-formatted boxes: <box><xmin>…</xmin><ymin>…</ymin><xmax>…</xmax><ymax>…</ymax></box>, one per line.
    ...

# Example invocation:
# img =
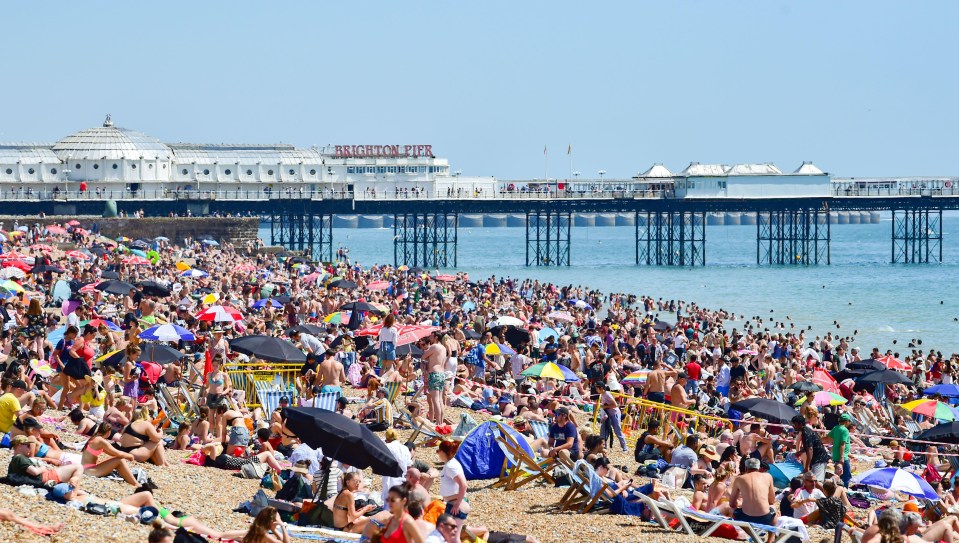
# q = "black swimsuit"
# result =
<box><xmin>116</xmin><ymin>423</ymin><xmax>150</xmax><ymax>452</ymax></box>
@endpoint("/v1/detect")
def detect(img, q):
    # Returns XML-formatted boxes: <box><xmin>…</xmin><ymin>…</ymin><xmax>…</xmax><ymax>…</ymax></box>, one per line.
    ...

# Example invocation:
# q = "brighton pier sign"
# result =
<box><xmin>333</xmin><ymin>145</ymin><xmax>434</xmax><ymax>158</ymax></box>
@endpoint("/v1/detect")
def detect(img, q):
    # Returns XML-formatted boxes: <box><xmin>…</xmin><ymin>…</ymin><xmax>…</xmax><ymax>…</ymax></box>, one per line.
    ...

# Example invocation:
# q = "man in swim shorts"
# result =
<box><xmin>424</xmin><ymin>332</ymin><xmax>448</xmax><ymax>425</ymax></box>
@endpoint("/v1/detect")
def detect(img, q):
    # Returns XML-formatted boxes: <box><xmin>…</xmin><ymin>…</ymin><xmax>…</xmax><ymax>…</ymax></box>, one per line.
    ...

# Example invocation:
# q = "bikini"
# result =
<box><xmin>332</xmin><ymin>490</ymin><xmax>352</xmax><ymax>531</ymax></box>
<box><xmin>116</xmin><ymin>423</ymin><xmax>150</xmax><ymax>453</ymax></box>
<box><xmin>82</xmin><ymin>441</ymin><xmax>105</xmax><ymax>469</ymax></box>
<box><xmin>381</xmin><ymin>514</ymin><xmax>411</xmax><ymax>543</ymax></box>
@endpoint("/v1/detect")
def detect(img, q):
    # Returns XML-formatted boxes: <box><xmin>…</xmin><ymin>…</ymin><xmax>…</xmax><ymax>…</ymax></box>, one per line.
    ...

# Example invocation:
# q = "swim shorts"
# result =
<box><xmin>320</xmin><ymin>385</ymin><xmax>343</xmax><ymax>397</ymax></box>
<box><xmin>647</xmin><ymin>392</ymin><xmax>666</xmax><ymax>404</ymax></box>
<box><xmin>427</xmin><ymin>372</ymin><xmax>446</xmax><ymax>392</ymax></box>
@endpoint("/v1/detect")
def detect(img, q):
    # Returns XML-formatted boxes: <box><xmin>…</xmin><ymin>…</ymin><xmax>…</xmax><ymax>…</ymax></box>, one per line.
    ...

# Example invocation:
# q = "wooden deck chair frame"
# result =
<box><xmin>565</xmin><ymin>460</ymin><xmax>612</xmax><ymax>513</ymax></box>
<box><xmin>494</xmin><ymin>433</ymin><xmax>555</xmax><ymax>491</ymax></box>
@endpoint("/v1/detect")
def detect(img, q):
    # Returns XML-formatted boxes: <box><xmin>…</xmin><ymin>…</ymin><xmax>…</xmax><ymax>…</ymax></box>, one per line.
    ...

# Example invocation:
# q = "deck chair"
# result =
<box><xmin>494</xmin><ymin>432</ymin><xmax>555</xmax><ymax>490</ymax></box>
<box><xmin>303</xmin><ymin>392</ymin><xmax>339</xmax><ymax>412</ymax></box>
<box><xmin>156</xmin><ymin>385</ymin><xmax>188</xmax><ymax>423</ymax></box>
<box><xmin>178</xmin><ymin>382</ymin><xmax>202</xmax><ymax>417</ymax></box>
<box><xmin>562</xmin><ymin>460</ymin><xmax>613</xmax><ymax>513</ymax></box>
<box><xmin>528</xmin><ymin>420</ymin><xmax>550</xmax><ymax>441</ymax></box>
<box><xmin>678</xmin><ymin>507</ymin><xmax>804</xmax><ymax>543</ymax></box>
<box><xmin>258</xmin><ymin>387</ymin><xmax>294</xmax><ymax>419</ymax></box>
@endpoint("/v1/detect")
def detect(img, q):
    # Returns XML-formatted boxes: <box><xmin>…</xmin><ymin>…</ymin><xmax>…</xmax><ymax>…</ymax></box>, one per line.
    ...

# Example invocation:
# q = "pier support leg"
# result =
<box><xmin>393</xmin><ymin>212</ymin><xmax>458</xmax><ymax>267</ymax></box>
<box><xmin>635</xmin><ymin>210</ymin><xmax>705</xmax><ymax>266</ymax></box>
<box><xmin>892</xmin><ymin>208</ymin><xmax>942</xmax><ymax>263</ymax></box>
<box><xmin>269</xmin><ymin>207</ymin><xmax>333</xmax><ymax>261</ymax></box>
<box><xmin>525</xmin><ymin>209</ymin><xmax>571</xmax><ymax>266</ymax></box>
<box><xmin>757</xmin><ymin>209</ymin><xmax>830</xmax><ymax>265</ymax></box>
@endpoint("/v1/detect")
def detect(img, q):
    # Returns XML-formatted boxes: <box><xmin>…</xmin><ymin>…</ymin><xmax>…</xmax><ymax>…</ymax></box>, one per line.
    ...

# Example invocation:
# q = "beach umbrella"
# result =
<box><xmin>52</xmin><ymin>280</ymin><xmax>71</xmax><ymax>303</ymax></box>
<box><xmin>491</xmin><ymin>316</ymin><xmax>525</xmax><ymax>327</ymax></box>
<box><xmin>65</xmin><ymin>250</ymin><xmax>91</xmax><ymax>261</ymax></box>
<box><xmin>621</xmin><ymin>370</ymin><xmax>651</xmax><ymax>387</ymax></box>
<box><xmin>2</xmin><ymin>260</ymin><xmax>32</xmax><ymax>272</ymax></box>
<box><xmin>355</xmin><ymin>324</ymin><xmax>437</xmax><ymax>346</ymax></box>
<box><xmin>202</xmin><ymin>239</ymin><xmax>219</xmax><ymax>246</ymax></box>
<box><xmin>408</xmin><ymin>267</ymin><xmax>425</xmax><ymax>274</ymax></box>
<box><xmin>0</xmin><ymin>268</ymin><xmax>26</xmax><ymax>280</ymax></box>
<box><xmin>537</xmin><ymin>326</ymin><xmax>561</xmax><ymax>342</ymax></box>
<box><xmin>130</xmin><ymin>240</ymin><xmax>149</xmax><ymax>249</ymax></box>
<box><xmin>488</xmin><ymin>325</ymin><xmax>531</xmax><ymax>348</ymax></box>
<box><xmin>95</xmin><ymin>349</ymin><xmax>127</xmax><ymax>369</ymax></box>
<box><xmin>29</xmin><ymin>244</ymin><xmax>54</xmax><ymax>252</ymax></box>
<box><xmin>230</xmin><ymin>335</ymin><xmax>305</xmax><ymax>363</ymax></box>
<box><xmin>100</xmin><ymin>270</ymin><xmax>121</xmax><ymax>280</ymax></box>
<box><xmin>130</xmin><ymin>249</ymin><xmax>148</xmax><ymax>258</ymax></box>
<box><xmin>329</xmin><ymin>279</ymin><xmax>358</xmax><ymax>290</ymax></box>
<box><xmin>915</xmin><ymin>422</ymin><xmax>959</xmax><ymax>444</ymax></box>
<box><xmin>66</xmin><ymin>220</ymin><xmax>81</xmax><ymax>226</ymax></box>
<box><xmin>81</xmin><ymin>319</ymin><xmax>121</xmax><ymax>332</ymax></box>
<box><xmin>877</xmin><ymin>355</ymin><xmax>912</xmax><ymax>372</ymax></box>
<box><xmin>847</xmin><ymin>360</ymin><xmax>885</xmax><ymax>372</ymax></box>
<box><xmin>252</xmin><ymin>298</ymin><xmax>283</xmax><ymax>309</ymax></box>
<box><xmin>323</xmin><ymin>311</ymin><xmax>350</xmax><ymax>324</ymax></box>
<box><xmin>546</xmin><ymin>311</ymin><xmax>575</xmax><ymax>323</ymax></box>
<box><xmin>0</xmin><ymin>280</ymin><xmax>24</xmax><ymax>294</ymax></box>
<box><xmin>730</xmin><ymin>398</ymin><xmax>799</xmax><ymax>423</ymax></box>
<box><xmin>433</xmin><ymin>274</ymin><xmax>456</xmax><ymax>282</ymax></box>
<box><xmin>180</xmin><ymin>269</ymin><xmax>209</xmax><ymax>278</ymax></box>
<box><xmin>898</xmin><ymin>399</ymin><xmax>959</xmax><ymax>421</ymax></box>
<box><xmin>122</xmin><ymin>255</ymin><xmax>150</xmax><ymax>266</ymax></box>
<box><xmin>924</xmin><ymin>384</ymin><xmax>959</xmax><ymax>398</ymax></box>
<box><xmin>346</xmin><ymin>308</ymin><xmax>363</xmax><ymax>331</ymax></box>
<box><xmin>738</xmin><ymin>348</ymin><xmax>759</xmax><ymax>356</ymax></box>
<box><xmin>484</xmin><ymin>343</ymin><xmax>516</xmax><ymax>357</ymax></box>
<box><xmin>0</xmin><ymin>251</ymin><xmax>29</xmax><ymax>260</ymax></box>
<box><xmin>282</xmin><ymin>407</ymin><xmax>402</xmax><ymax>476</ymax></box>
<box><xmin>29</xmin><ymin>264</ymin><xmax>64</xmax><ymax>274</ymax></box>
<box><xmin>652</xmin><ymin>320</ymin><xmax>673</xmax><ymax>332</ymax></box>
<box><xmin>45</xmin><ymin>226</ymin><xmax>68</xmax><ymax>235</ymax></box>
<box><xmin>571</xmin><ymin>299</ymin><xmax>592</xmax><ymax>310</ymax></box>
<box><xmin>366</xmin><ymin>281</ymin><xmax>390</xmax><ymax>291</ymax></box>
<box><xmin>96</xmin><ymin>280</ymin><xmax>137</xmax><ymax>296</ymax></box>
<box><xmin>361</xmin><ymin>343</ymin><xmax>423</xmax><ymax>358</ymax></box>
<box><xmin>235</xmin><ymin>264</ymin><xmax>257</xmax><ymax>273</ymax></box>
<box><xmin>290</xmin><ymin>323</ymin><xmax>325</xmax><ymax>336</ymax></box>
<box><xmin>139</xmin><ymin>344</ymin><xmax>188</xmax><ymax>365</ymax></box>
<box><xmin>464</xmin><ymin>329</ymin><xmax>481</xmax><ymax>340</ymax></box>
<box><xmin>857</xmin><ymin>369</ymin><xmax>913</xmax><ymax>386</ymax></box>
<box><xmin>154</xmin><ymin>236</ymin><xmax>169</xmax><ymax>242</ymax></box>
<box><xmin>521</xmin><ymin>361</ymin><xmax>580</xmax><ymax>382</ymax></box>
<box><xmin>796</xmin><ymin>391</ymin><xmax>848</xmax><ymax>407</ymax></box>
<box><xmin>89</xmin><ymin>247</ymin><xmax>108</xmax><ymax>257</ymax></box>
<box><xmin>196</xmin><ymin>305</ymin><xmax>243</xmax><ymax>323</ymax></box>
<box><xmin>139</xmin><ymin>323</ymin><xmax>196</xmax><ymax>342</ymax></box>
<box><xmin>787</xmin><ymin>381</ymin><xmax>823</xmax><ymax>393</ymax></box>
<box><xmin>340</xmin><ymin>300</ymin><xmax>381</xmax><ymax>313</ymax></box>
<box><xmin>813</xmin><ymin>368</ymin><xmax>842</xmax><ymax>393</ymax></box>
<box><xmin>462</xmin><ymin>301</ymin><xmax>476</xmax><ymax>312</ymax></box>
<box><xmin>138</xmin><ymin>280</ymin><xmax>172</xmax><ymax>297</ymax></box>
<box><xmin>853</xmin><ymin>467</ymin><xmax>938</xmax><ymax>500</ymax></box>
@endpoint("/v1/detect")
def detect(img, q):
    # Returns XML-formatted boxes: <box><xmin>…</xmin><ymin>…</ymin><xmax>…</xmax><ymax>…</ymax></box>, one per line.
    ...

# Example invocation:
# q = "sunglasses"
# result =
<box><xmin>439</xmin><ymin>523</ymin><xmax>458</xmax><ymax>529</ymax></box>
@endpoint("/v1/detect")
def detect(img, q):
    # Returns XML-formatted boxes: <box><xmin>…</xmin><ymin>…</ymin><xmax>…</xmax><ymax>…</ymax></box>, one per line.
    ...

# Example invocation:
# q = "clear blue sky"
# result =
<box><xmin>2</xmin><ymin>2</ymin><xmax>956</xmax><ymax>179</ymax></box>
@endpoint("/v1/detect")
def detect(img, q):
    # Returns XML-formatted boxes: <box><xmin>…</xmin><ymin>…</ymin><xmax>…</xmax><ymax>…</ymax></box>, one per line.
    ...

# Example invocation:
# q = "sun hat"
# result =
<box><xmin>700</xmin><ymin>444</ymin><xmax>721</xmax><ymax>461</ymax></box>
<box><xmin>138</xmin><ymin>506</ymin><xmax>160</xmax><ymax>524</ymax></box>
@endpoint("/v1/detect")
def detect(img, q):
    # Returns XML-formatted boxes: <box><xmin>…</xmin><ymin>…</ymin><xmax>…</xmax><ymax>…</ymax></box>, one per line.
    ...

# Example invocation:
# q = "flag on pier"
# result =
<box><xmin>567</xmin><ymin>144</ymin><xmax>571</xmax><ymax>155</ymax></box>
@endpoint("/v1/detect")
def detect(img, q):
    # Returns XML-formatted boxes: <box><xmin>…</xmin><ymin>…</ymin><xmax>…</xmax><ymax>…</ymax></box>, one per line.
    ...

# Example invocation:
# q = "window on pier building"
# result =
<box><xmin>388</xmin><ymin>166</ymin><xmax>397</xmax><ymax>174</ymax></box>
<box><xmin>366</xmin><ymin>166</ymin><xmax>375</xmax><ymax>174</ymax></box>
<box><xmin>376</xmin><ymin>166</ymin><xmax>386</xmax><ymax>174</ymax></box>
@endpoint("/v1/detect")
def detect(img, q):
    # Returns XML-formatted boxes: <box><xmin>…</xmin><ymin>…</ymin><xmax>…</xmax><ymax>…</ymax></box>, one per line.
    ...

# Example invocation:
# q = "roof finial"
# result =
<box><xmin>103</xmin><ymin>114</ymin><xmax>113</xmax><ymax>128</ymax></box>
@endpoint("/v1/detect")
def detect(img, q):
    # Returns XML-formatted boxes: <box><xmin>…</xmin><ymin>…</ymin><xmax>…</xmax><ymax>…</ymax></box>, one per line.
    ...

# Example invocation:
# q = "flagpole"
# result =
<box><xmin>568</xmin><ymin>145</ymin><xmax>572</xmax><ymax>186</ymax></box>
<box><xmin>544</xmin><ymin>145</ymin><xmax>548</xmax><ymax>183</ymax></box>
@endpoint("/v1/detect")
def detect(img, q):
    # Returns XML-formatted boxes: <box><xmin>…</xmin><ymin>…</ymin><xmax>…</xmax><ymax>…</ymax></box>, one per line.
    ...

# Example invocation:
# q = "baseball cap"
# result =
<box><xmin>21</xmin><ymin>417</ymin><xmax>41</xmax><ymax>429</ymax></box>
<box><xmin>11</xmin><ymin>379</ymin><xmax>27</xmax><ymax>390</ymax></box>
<box><xmin>279</xmin><ymin>396</ymin><xmax>290</xmax><ymax>405</ymax></box>
<box><xmin>840</xmin><ymin>413</ymin><xmax>853</xmax><ymax>422</ymax></box>
<box><xmin>499</xmin><ymin>394</ymin><xmax>512</xmax><ymax>403</ymax></box>
<box><xmin>554</xmin><ymin>407</ymin><xmax>570</xmax><ymax>417</ymax></box>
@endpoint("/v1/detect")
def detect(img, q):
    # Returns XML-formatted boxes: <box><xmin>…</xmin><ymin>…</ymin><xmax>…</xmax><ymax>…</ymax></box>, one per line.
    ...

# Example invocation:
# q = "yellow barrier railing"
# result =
<box><xmin>226</xmin><ymin>363</ymin><xmax>302</xmax><ymax>408</ymax></box>
<box><xmin>593</xmin><ymin>392</ymin><xmax>732</xmax><ymax>447</ymax></box>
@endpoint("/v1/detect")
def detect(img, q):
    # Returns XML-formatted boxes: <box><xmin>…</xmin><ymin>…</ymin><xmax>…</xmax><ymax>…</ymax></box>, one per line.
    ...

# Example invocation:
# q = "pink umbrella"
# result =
<box><xmin>433</xmin><ymin>274</ymin><xmax>456</xmax><ymax>282</ymax></box>
<box><xmin>196</xmin><ymin>305</ymin><xmax>244</xmax><ymax>323</ymax></box>
<box><xmin>122</xmin><ymin>256</ymin><xmax>150</xmax><ymax>265</ymax></box>
<box><xmin>66</xmin><ymin>250</ymin><xmax>91</xmax><ymax>261</ymax></box>
<box><xmin>29</xmin><ymin>244</ymin><xmax>54</xmax><ymax>252</ymax></box>
<box><xmin>235</xmin><ymin>264</ymin><xmax>256</xmax><ymax>272</ymax></box>
<box><xmin>877</xmin><ymin>355</ymin><xmax>912</xmax><ymax>372</ymax></box>
<box><xmin>45</xmin><ymin>226</ymin><xmax>68</xmax><ymax>235</ymax></box>
<box><xmin>67</xmin><ymin>220</ymin><xmax>81</xmax><ymax>226</ymax></box>
<box><xmin>367</xmin><ymin>281</ymin><xmax>390</xmax><ymax>290</ymax></box>
<box><xmin>356</xmin><ymin>324</ymin><xmax>437</xmax><ymax>346</ymax></box>
<box><xmin>61</xmin><ymin>299</ymin><xmax>80</xmax><ymax>316</ymax></box>
<box><xmin>0</xmin><ymin>251</ymin><xmax>29</xmax><ymax>260</ymax></box>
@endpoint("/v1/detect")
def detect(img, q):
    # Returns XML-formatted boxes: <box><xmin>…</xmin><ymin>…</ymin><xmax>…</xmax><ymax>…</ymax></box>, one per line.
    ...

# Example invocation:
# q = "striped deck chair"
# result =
<box><xmin>156</xmin><ymin>385</ymin><xmax>187</xmax><ymax>422</ymax></box>
<box><xmin>304</xmin><ymin>392</ymin><xmax>340</xmax><ymax>412</ymax></box>
<box><xmin>528</xmin><ymin>420</ymin><xmax>550</xmax><ymax>441</ymax></box>
<box><xmin>561</xmin><ymin>460</ymin><xmax>613</xmax><ymax>513</ymax></box>
<box><xmin>494</xmin><ymin>431</ymin><xmax>555</xmax><ymax>491</ymax></box>
<box><xmin>179</xmin><ymin>382</ymin><xmax>201</xmax><ymax>417</ymax></box>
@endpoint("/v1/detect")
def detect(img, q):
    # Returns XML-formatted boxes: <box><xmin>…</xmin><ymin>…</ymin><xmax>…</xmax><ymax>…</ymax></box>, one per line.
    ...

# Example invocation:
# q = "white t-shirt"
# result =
<box><xmin>792</xmin><ymin>487</ymin><xmax>825</xmax><ymax>518</ymax></box>
<box><xmin>425</xmin><ymin>530</ymin><xmax>446</xmax><ymax>543</ymax></box>
<box><xmin>439</xmin><ymin>457</ymin><xmax>465</xmax><ymax>497</ymax></box>
<box><xmin>381</xmin><ymin>440</ymin><xmax>412</xmax><ymax>502</ymax></box>
<box><xmin>510</xmin><ymin>353</ymin><xmax>527</xmax><ymax>380</ymax></box>
<box><xmin>378</xmin><ymin>326</ymin><xmax>399</xmax><ymax>344</ymax></box>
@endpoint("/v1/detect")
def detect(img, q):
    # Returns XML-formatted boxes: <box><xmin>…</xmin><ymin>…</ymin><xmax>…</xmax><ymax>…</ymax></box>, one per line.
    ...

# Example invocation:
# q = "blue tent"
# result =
<box><xmin>768</xmin><ymin>460</ymin><xmax>804</xmax><ymax>489</ymax></box>
<box><xmin>454</xmin><ymin>421</ymin><xmax>534</xmax><ymax>480</ymax></box>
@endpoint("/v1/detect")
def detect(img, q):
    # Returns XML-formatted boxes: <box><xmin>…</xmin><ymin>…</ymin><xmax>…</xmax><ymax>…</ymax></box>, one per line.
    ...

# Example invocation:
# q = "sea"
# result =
<box><xmin>259</xmin><ymin>214</ymin><xmax>959</xmax><ymax>355</ymax></box>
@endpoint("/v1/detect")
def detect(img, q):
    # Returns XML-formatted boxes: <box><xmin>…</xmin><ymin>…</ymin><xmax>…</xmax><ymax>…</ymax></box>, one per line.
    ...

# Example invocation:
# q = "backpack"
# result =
<box><xmin>174</xmin><ymin>527</ymin><xmax>209</xmax><ymax>543</ymax></box>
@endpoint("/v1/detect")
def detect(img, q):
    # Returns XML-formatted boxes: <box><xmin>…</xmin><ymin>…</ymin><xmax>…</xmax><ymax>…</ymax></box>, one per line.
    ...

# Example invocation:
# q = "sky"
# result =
<box><xmin>1</xmin><ymin>2</ymin><xmax>957</xmax><ymax>180</ymax></box>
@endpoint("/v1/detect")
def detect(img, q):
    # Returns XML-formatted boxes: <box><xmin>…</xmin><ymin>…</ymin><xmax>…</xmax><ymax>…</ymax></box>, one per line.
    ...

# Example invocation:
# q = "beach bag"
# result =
<box><xmin>174</xmin><ymin>527</ymin><xmax>210</xmax><ymax>543</ymax></box>
<box><xmin>298</xmin><ymin>500</ymin><xmax>334</xmax><ymax>527</ymax></box>
<box><xmin>241</xmin><ymin>462</ymin><xmax>268</xmax><ymax>480</ymax></box>
<box><xmin>185</xmin><ymin>451</ymin><xmax>206</xmax><ymax>466</ymax></box>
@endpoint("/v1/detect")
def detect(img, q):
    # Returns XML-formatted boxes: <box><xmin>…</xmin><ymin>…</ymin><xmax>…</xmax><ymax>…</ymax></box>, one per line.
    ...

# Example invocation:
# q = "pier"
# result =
<box><xmin>6</xmin><ymin>180</ymin><xmax>959</xmax><ymax>267</ymax></box>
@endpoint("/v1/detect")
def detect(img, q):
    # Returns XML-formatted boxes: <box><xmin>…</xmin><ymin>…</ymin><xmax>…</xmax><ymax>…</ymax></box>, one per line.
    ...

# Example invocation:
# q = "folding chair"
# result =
<box><xmin>179</xmin><ymin>382</ymin><xmax>202</xmax><ymax>417</ymax></box>
<box><xmin>306</xmin><ymin>392</ymin><xmax>339</xmax><ymax>412</ymax></box>
<box><xmin>562</xmin><ymin>460</ymin><xmax>612</xmax><ymax>513</ymax></box>
<box><xmin>679</xmin><ymin>507</ymin><xmax>804</xmax><ymax>543</ymax></box>
<box><xmin>494</xmin><ymin>431</ymin><xmax>555</xmax><ymax>490</ymax></box>
<box><xmin>259</xmin><ymin>387</ymin><xmax>294</xmax><ymax>419</ymax></box>
<box><xmin>528</xmin><ymin>420</ymin><xmax>550</xmax><ymax>441</ymax></box>
<box><xmin>156</xmin><ymin>385</ymin><xmax>188</xmax><ymax>423</ymax></box>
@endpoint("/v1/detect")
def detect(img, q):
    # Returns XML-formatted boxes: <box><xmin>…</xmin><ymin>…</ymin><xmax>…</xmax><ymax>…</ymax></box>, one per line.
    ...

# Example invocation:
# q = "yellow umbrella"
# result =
<box><xmin>202</xmin><ymin>293</ymin><xmax>219</xmax><ymax>304</ymax></box>
<box><xmin>176</xmin><ymin>261</ymin><xmax>191</xmax><ymax>271</ymax></box>
<box><xmin>0</xmin><ymin>280</ymin><xmax>24</xmax><ymax>293</ymax></box>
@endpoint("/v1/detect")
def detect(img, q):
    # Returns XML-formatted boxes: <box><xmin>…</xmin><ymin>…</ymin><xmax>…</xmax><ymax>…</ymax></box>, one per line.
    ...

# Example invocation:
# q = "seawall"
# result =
<box><xmin>3</xmin><ymin>216</ymin><xmax>259</xmax><ymax>245</ymax></box>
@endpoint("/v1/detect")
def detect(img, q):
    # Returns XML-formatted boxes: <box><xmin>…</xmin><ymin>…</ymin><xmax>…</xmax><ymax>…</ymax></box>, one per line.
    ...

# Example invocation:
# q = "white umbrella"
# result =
<box><xmin>546</xmin><ymin>311</ymin><xmax>575</xmax><ymax>323</ymax></box>
<box><xmin>0</xmin><ymin>268</ymin><xmax>26</xmax><ymax>280</ymax></box>
<box><xmin>492</xmin><ymin>316</ymin><xmax>525</xmax><ymax>327</ymax></box>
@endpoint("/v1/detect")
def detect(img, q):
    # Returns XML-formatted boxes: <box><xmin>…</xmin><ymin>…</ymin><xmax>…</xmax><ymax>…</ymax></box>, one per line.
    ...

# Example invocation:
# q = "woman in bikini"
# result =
<box><xmin>188</xmin><ymin>406</ymin><xmax>214</xmax><ymax>448</ymax></box>
<box><xmin>115</xmin><ymin>406</ymin><xmax>169</xmax><ymax>466</ymax></box>
<box><xmin>80</xmin><ymin>422</ymin><xmax>140</xmax><ymax>485</ymax></box>
<box><xmin>203</xmin><ymin>355</ymin><xmax>229</xmax><ymax>407</ymax></box>
<box><xmin>215</xmin><ymin>401</ymin><xmax>251</xmax><ymax>455</ymax></box>
<box><xmin>377</xmin><ymin>484</ymin><xmax>425</xmax><ymax>543</ymax></box>
<box><xmin>332</xmin><ymin>472</ymin><xmax>376</xmax><ymax>533</ymax></box>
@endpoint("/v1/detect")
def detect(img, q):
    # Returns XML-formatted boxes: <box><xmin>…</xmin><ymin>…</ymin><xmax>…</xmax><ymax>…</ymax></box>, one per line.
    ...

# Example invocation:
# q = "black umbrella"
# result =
<box><xmin>652</xmin><ymin>321</ymin><xmax>673</xmax><ymax>332</ymax></box>
<box><xmin>340</xmin><ymin>301</ymin><xmax>381</xmax><ymax>313</ymax></box>
<box><xmin>273</xmin><ymin>294</ymin><xmax>292</xmax><ymax>304</ymax></box>
<box><xmin>730</xmin><ymin>398</ymin><xmax>800</xmax><ymax>424</ymax></box>
<box><xmin>857</xmin><ymin>369</ymin><xmax>913</xmax><ymax>386</ymax></box>
<box><xmin>100</xmin><ymin>270</ymin><xmax>121</xmax><ymax>279</ymax></box>
<box><xmin>30</xmin><ymin>264</ymin><xmax>64</xmax><ymax>274</ymax></box>
<box><xmin>96</xmin><ymin>280</ymin><xmax>137</xmax><ymax>296</ymax></box>
<box><xmin>139</xmin><ymin>344</ymin><xmax>188</xmax><ymax>365</ymax></box>
<box><xmin>464</xmin><ymin>329</ymin><xmax>481</xmax><ymax>340</ymax></box>
<box><xmin>139</xmin><ymin>280</ymin><xmax>172</xmax><ymax>297</ymax></box>
<box><xmin>130</xmin><ymin>240</ymin><xmax>150</xmax><ymax>249</ymax></box>
<box><xmin>329</xmin><ymin>334</ymin><xmax>372</xmax><ymax>351</ymax></box>
<box><xmin>408</xmin><ymin>267</ymin><xmax>425</xmax><ymax>274</ymax></box>
<box><xmin>488</xmin><ymin>325</ymin><xmax>531</xmax><ymax>348</ymax></box>
<box><xmin>361</xmin><ymin>343</ymin><xmax>423</xmax><ymax>358</ymax></box>
<box><xmin>282</xmin><ymin>407</ymin><xmax>402</xmax><ymax>476</ymax></box>
<box><xmin>289</xmin><ymin>256</ymin><xmax>311</xmax><ymax>264</ymax></box>
<box><xmin>847</xmin><ymin>359</ymin><xmax>885</xmax><ymax>372</ymax></box>
<box><xmin>291</xmin><ymin>323</ymin><xmax>325</xmax><ymax>336</ymax></box>
<box><xmin>346</xmin><ymin>308</ymin><xmax>363</xmax><ymax>331</ymax></box>
<box><xmin>90</xmin><ymin>247</ymin><xmax>109</xmax><ymax>257</ymax></box>
<box><xmin>230</xmin><ymin>335</ymin><xmax>306</xmax><ymax>363</ymax></box>
<box><xmin>787</xmin><ymin>381</ymin><xmax>823</xmax><ymax>393</ymax></box>
<box><xmin>915</xmin><ymin>422</ymin><xmax>959</xmax><ymax>445</ymax></box>
<box><xmin>329</xmin><ymin>279</ymin><xmax>358</xmax><ymax>290</ymax></box>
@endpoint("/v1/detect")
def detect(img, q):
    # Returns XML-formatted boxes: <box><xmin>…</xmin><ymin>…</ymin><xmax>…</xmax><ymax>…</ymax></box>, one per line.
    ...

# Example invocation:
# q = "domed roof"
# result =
<box><xmin>52</xmin><ymin>115</ymin><xmax>172</xmax><ymax>161</ymax></box>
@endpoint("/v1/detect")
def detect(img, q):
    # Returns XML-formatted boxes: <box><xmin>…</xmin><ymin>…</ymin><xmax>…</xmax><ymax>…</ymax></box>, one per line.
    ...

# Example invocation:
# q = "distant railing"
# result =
<box><xmin>832</xmin><ymin>182</ymin><xmax>959</xmax><ymax>197</ymax></box>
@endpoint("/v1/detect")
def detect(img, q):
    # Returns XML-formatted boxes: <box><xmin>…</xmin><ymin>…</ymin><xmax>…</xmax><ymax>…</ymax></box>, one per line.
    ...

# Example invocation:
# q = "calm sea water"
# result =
<box><xmin>259</xmin><ymin>214</ymin><xmax>959</xmax><ymax>354</ymax></box>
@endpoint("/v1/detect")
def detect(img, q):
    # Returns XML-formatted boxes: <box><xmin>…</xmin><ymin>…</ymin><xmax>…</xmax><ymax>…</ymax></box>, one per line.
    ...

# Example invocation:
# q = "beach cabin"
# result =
<box><xmin>674</xmin><ymin>162</ymin><xmax>830</xmax><ymax>199</ymax></box>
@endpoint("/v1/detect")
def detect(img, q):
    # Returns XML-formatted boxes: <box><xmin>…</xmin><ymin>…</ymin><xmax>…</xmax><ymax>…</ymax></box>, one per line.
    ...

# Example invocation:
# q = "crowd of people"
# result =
<box><xmin>0</xmin><ymin>220</ymin><xmax>956</xmax><ymax>543</ymax></box>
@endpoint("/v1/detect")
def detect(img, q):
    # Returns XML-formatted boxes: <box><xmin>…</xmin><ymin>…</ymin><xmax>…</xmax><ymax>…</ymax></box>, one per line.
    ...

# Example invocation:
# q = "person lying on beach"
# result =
<box><xmin>6</xmin><ymin>435</ymin><xmax>83</xmax><ymax>488</ymax></box>
<box><xmin>0</xmin><ymin>508</ymin><xmax>63</xmax><ymax>536</ymax></box>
